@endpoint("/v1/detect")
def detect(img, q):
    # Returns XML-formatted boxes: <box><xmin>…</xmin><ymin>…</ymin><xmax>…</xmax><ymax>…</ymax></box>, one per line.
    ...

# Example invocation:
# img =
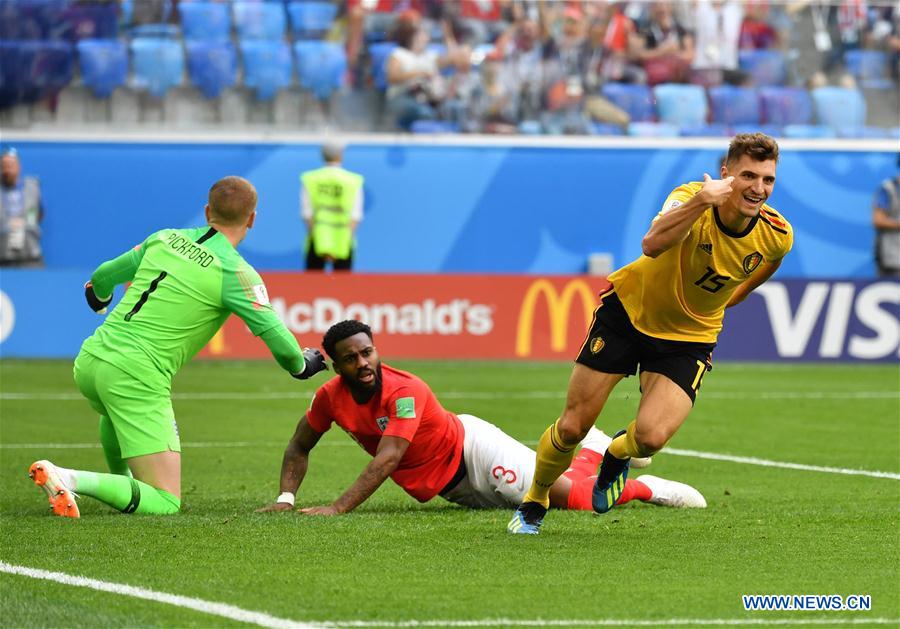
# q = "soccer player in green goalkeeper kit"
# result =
<box><xmin>27</xmin><ymin>176</ymin><xmax>327</xmax><ymax>518</ymax></box>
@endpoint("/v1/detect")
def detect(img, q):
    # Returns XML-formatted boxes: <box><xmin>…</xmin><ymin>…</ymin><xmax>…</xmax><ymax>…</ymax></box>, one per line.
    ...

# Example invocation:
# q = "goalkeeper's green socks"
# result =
<box><xmin>98</xmin><ymin>415</ymin><xmax>131</xmax><ymax>477</ymax></box>
<box><xmin>73</xmin><ymin>471</ymin><xmax>180</xmax><ymax>515</ymax></box>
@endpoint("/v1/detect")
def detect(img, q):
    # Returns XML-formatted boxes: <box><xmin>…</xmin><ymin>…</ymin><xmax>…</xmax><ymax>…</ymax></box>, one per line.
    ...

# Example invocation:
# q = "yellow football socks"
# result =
<box><xmin>608</xmin><ymin>420</ymin><xmax>658</xmax><ymax>459</ymax></box>
<box><xmin>521</xmin><ymin>420</ymin><xmax>579</xmax><ymax>508</ymax></box>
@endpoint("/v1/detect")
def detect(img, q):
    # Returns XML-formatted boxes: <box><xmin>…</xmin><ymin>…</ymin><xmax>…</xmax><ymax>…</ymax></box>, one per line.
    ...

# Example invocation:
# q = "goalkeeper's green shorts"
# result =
<box><xmin>74</xmin><ymin>351</ymin><xmax>181</xmax><ymax>458</ymax></box>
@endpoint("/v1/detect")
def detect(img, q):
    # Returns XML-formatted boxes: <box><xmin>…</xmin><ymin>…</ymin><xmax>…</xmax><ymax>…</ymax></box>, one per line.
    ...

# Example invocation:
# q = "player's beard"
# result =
<box><xmin>346</xmin><ymin>363</ymin><xmax>383</xmax><ymax>400</ymax></box>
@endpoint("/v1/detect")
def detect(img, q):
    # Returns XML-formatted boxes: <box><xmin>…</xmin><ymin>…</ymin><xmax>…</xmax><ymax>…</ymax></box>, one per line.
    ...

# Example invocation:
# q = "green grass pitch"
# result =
<box><xmin>1</xmin><ymin>359</ymin><xmax>898</xmax><ymax>628</ymax></box>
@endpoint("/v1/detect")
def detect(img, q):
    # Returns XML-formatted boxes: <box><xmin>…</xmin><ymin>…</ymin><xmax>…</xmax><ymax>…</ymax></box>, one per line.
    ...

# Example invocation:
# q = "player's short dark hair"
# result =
<box><xmin>322</xmin><ymin>320</ymin><xmax>373</xmax><ymax>359</ymax></box>
<box><xmin>208</xmin><ymin>176</ymin><xmax>257</xmax><ymax>226</ymax></box>
<box><xmin>726</xmin><ymin>133</ymin><xmax>779</xmax><ymax>166</ymax></box>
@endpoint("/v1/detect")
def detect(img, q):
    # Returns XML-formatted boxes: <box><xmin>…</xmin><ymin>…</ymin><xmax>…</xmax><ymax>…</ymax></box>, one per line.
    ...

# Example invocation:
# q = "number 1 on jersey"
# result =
<box><xmin>124</xmin><ymin>271</ymin><xmax>168</xmax><ymax>321</ymax></box>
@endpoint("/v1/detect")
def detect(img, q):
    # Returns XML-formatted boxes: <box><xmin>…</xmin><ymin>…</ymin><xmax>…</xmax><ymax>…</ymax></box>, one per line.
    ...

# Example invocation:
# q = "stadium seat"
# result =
<box><xmin>738</xmin><ymin>50</ymin><xmax>787</xmax><ymax>86</ymax></box>
<box><xmin>731</xmin><ymin>123</ymin><xmax>783</xmax><ymax>137</ymax></box>
<box><xmin>707</xmin><ymin>86</ymin><xmax>761</xmax><ymax>125</ymax></box>
<box><xmin>130</xmin><ymin>37</ymin><xmax>185</xmax><ymax>98</ymax></box>
<box><xmin>518</xmin><ymin>120</ymin><xmax>543</xmax><ymax>135</ymax></box>
<box><xmin>627</xmin><ymin>121</ymin><xmax>680</xmax><ymax>137</ymax></box>
<box><xmin>590</xmin><ymin>122</ymin><xmax>626</xmax><ymax>136</ymax></box>
<box><xmin>0</xmin><ymin>0</ymin><xmax>66</xmax><ymax>40</ymax></box>
<box><xmin>240</xmin><ymin>39</ymin><xmax>293</xmax><ymax>101</ymax></box>
<box><xmin>679</xmin><ymin>123</ymin><xmax>730</xmax><ymax>137</ymax></box>
<box><xmin>130</xmin><ymin>24</ymin><xmax>180</xmax><ymax>39</ymax></box>
<box><xmin>287</xmin><ymin>1</ymin><xmax>338</xmax><ymax>40</ymax></box>
<box><xmin>811</xmin><ymin>86</ymin><xmax>866</xmax><ymax>130</ymax></box>
<box><xmin>782</xmin><ymin>124</ymin><xmax>837</xmax><ymax>139</ymax></box>
<box><xmin>77</xmin><ymin>39</ymin><xmax>127</xmax><ymax>98</ymax></box>
<box><xmin>0</xmin><ymin>40</ymin><xmax>23</xmax><ymax>107</ymax></box>
<box><xmin>835</xmin><ymin>126</ymin><xmax>891</xmax><ymax>139</ymax></box>
<box><xmin>233</xmin><ymin>1</ymin><xmax>286</xmax><ymax>41</ymax></box>
<box><xmin>758</xmin><ymin>86</ymin><xmax>813</xmax><ymax>126</ymax></box>
<box><xmin>294</xmin><ymin>40</ymin><xmax>346</xmax><ymax>99</ymax></box>
<box><xmin>179</xmin><ymin>2</ymin><xmax>231</xmax><ymax>42</ymax></box>
<box><xmin>600</xmin><ymin>83</ymin><xmax>655</xmax><ymax>122</ymax></box>
<box><xmin>653</xmin><ymin>83</ymin><xmax>708</xmax><ymax>126</ymax></box>
<box><xmin>367</xmin><ymin>41</ymin><xmax>396</xmax><ymax>91</ymax></box>
<box><xmin>17</xmin><ymin>40</ymin><xmax>75</xmax><ymax>102</ymax></box>
<box><xmin>843</xmin><ymin>50</ymin><xmax>893</xmax><ymax>89</ymax></box>
<box><xmin>186</xmin><ymin>41</ymin><xmax>237</xmax><ymax>99</ymax></box>
<box><xmin>410</xmin><ymin>120</ymin><xmax>460</xmax><ymax>134</ymax></box>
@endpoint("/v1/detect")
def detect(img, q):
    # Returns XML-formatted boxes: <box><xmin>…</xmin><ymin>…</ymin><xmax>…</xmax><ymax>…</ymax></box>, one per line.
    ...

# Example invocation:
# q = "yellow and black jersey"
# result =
<box><xmin>608</xmin><ymin>181</ymin><xmax>793</xmax><ymax>343</ymax></box>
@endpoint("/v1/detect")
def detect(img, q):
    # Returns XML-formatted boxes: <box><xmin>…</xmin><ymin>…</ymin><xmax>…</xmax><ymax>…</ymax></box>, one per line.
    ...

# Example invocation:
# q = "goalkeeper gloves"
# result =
<box><xmin>84</xmin><ymin>281</ymin><xmax>112</xmax><ymax>314</ymax></box>
<box><xmin>293</xmin><ymin>348</ymin><xmax>327</xmax><ymax>380</ymax></box>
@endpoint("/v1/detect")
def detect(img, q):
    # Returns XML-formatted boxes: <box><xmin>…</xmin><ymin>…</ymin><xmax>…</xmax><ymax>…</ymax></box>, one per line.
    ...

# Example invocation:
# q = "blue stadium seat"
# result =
<box><xmin>600</xmin><ymin>83</ymin><xmax>655</xmax><ymax>122</ymax></box>
<box><xmin>518</xmin><ymin>120</ymin><xmax>543</xmax><ymax>135</ymax></box>
<box><xmin>731</xmin><ymin>123</ymin><xmax>783</xmax><ymax>137</ymax></box>
<box><xmin>293</xmin><ymin>40</ymin><xmax>346</xmax><ymax>99</ymax></box>
<box><xmin>410</xmin><ymin>120</ymin><xmax>460</xmax><ymax>134</ymax></box>
<box><xmin>708</xmin><ymin>86</ymin><xmax>760</xmax><ymax>125</ymax></box>
<box><xmin>186</xmin><ymin>41</ymin><xmax>237</xmax><ymax>99</ymax></box>
<box><xmin>679</xmin><ymin>123</ymin><xmax>730</xmax><ymax>137</ymax></box>
<box><xmin>738</xmin><ymin>50</ymin><xmax>787</xmax><ymax>86</ymax></box>
<box><xmin>0</xmin><ymin>0</ymin><xmax>66</xmax><ymax>40</ymax></box>
<box><xmin>758</xmin><ymin>86</ymin><xmax>813</xmax><ymax>126</ymax></box>
<box><xmin>12</xmin><ymin>40</ymin><xmax>75</xmax><ymax>102</ymax></box>
<box><xmin>627</xmin><ymin>121</ymin><xmax>680</xmax><ymax>137</ymax></box>
<box><xmin>130</xmin><ymin>37</ymin><xmax>185</xmax><ymax>98</ymax></box>
<box><xmin>287</xmin><ymin>1</ymin><xmax>338</xmax><ymax>40</ymax></box>
<box><xmin>811</xmin><ymin>86</ymin><xmax>866</xmax><ymax>130</ymax></box>
<box><xmin>843</xmin><ymin>50</ymin><xmax>893</xmax><ymax>89</ymax></box>
<box><xmin>240</xmin><ymin>39</ymin><xmax>292</xmax><ymax>100</ymax></box>
<box><xmin>233</xmin><ymin>1</ymin><xmax>286</xmax><ymax>41</ymax></box>
<box><xmin>131</xmin><ymin>23</ymin><xmax>180</xmax><ymax>38</ymax></box>
<box><xmin>653</xmin><ymin>83</ymin><xmax>708</xmax><ymax>126</ymax></box>
<box><xmin>835</xmin><ymin>126</ymin><xmax>891</xmax><ymax>139</ymax></box>
<box><xmin>179</xmin><ymin>2</ymin><xmax>231</xmax><ymax>42</ymax></box>
<box><xmin>367</xmin><ymin>41</ymin><xmax>396</xmax><ymax>91</ymax></box>
<box><xmin>590</xmin><ymin>122</ymin><xmax>626</xmax><ymax>136</ymax></box>
<box><xmin>77</xmin><ymin>39</ymin><xmax>127</xmax><ymax>97</ymax></box>
<box><xmin>782</xmin><ymin>124</ymin><xmax>837</xmax><ymax>139</ymax></box>
<box><xmin>0</xmin><ymin>40</ymin><xmax>23</xmax><ymax>107</ymax></box>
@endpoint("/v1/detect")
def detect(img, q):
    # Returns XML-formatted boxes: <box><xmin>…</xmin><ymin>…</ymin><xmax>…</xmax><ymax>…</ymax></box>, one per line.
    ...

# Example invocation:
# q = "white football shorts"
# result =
<box><xmin>440</xmin><ymin>414</ymin><xmax>536</xmax><ymax>509</ymax></box>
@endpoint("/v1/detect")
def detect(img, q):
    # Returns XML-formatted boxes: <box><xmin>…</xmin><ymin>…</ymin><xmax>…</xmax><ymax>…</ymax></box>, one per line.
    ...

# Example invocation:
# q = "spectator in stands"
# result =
<box><xmin>540</xmin><ymin>5</ymin><xmax>592</xmax><ymax>134</ymax></box>
<box><xmin>578</xmin><ymin>14</ymin><xmax>632</xmax><ymax>129</ymax></box>
<box><xmin>632</xmin><ymin>1</ymin><xmax>695</xmax><ymax>85</ymax></box>
<box><xmin>470</xmin><ymin>52</ymin><xmax>520</xmax><ymax>134</ymax></box>
<box><xmin>385</xmin><ymin>18</ymin><xmax>465</xmax><ymax>130</ymax></box>
<box><xmin>739</xmin><ymin>1</ymin><xmax>780</xmax><ymax>50</ymax></box>
<box><xmin>300</xmin><ymin>141</ymin><xmax>364</xmax><ymax>272</ymax></box>
<box><xmin>872</xmin><ymin>167</ymin><xmax>900</xmax><ymax>278</ymax></box>
<box><xmin>690</xmin><ymin>0</ymin><xmax>746</xmax><ymax>86</ymax></box>
<box><xmin>495</xmin><ymin>17</ymin><xmax>545</xmax><ymax>123</ymax></box>
<box><xmin>0</xmin><ymin>148</ymin><xmax>44</xmax><ymax>268</ymax></box>
<box><xmin>601</xmin><ymin>2</ymin><xmax>647</xmax><ymax>84</ymax></box>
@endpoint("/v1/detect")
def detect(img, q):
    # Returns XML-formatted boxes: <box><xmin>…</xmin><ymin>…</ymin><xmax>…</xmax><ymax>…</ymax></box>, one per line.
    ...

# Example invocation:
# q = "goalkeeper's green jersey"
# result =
<box><xmin>80</xmin><ymin>226</ymin><xmax>303</xmax><ymax>387</ymax></box>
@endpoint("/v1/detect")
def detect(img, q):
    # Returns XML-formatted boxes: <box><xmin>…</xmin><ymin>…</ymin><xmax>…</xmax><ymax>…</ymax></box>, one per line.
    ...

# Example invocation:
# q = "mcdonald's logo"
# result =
<box><xmin>515</xmin><ymin>279</ymin><xmax>597</xmax><ymax>357</ymax></box>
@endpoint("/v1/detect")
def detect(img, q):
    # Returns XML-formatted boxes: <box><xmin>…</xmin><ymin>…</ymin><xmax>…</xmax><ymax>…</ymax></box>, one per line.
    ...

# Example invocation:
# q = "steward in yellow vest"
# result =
<box><xmin>300</xmin><ymin>142</ymin><xmax>364</xmax><ymax>271</ymax></box>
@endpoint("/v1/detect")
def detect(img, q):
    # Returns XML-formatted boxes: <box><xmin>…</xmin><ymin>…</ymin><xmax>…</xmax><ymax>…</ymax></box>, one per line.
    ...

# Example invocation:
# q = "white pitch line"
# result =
<box><xmin>1</xmin><ymin>441</ymin><xmax>897</xmax><ymax>481</ymax></box>
<box><xmin>0</xmin><ymin>562</ymin><xmax>314</xmax><ymax>629</ymax></box>
<box><xmin>0</xmin><ymin>562</ymin><xmax>895</xmax><ymax>629</ymax></box>
<box><xmin>1</xmin><ymin>390</ymin><xmax>898</xmax><ymax>401</ymax></box>
<box><xmin>321</xmin><ymin>620</ymin><xmax>899</xmax><ymax>628</ymax></box>
<box><xmin>664</xmin><ymin>448</ymin><xmax>900</xmax><ymax>480</ymax></box>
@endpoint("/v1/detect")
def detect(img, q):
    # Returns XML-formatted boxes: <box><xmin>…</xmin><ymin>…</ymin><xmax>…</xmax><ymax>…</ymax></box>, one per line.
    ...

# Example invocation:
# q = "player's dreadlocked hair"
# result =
<box><xmin>322</xmin><ymin>320</ymin><xmax>373</xmax><ymax>360</ymax></box>
<box><xmin>725</xmin><ymin>133</ymin><xmax>779</xmax><ymax>166</ymax></box>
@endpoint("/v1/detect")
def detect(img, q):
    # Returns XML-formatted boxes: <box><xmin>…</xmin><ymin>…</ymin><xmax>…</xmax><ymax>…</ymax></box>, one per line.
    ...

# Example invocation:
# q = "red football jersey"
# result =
<box><xmin>306</xmin><ymin>364</ymin><xmax>464</xmax><ymax>502</ymax></box>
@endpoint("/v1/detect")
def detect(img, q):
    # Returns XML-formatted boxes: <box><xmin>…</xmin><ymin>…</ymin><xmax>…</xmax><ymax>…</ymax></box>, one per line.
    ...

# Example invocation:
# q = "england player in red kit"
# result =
<box><xmin>258</xmin><ymin>320</ymin><xmax>706</xmax><ymax>515</ymax></box>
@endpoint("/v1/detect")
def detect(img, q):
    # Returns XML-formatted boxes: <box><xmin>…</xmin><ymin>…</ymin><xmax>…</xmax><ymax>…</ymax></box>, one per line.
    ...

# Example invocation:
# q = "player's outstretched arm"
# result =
<box><xmin>642</xmin><ymin>174</ymin><xmax>734</xmax><ymax>258</ymax></box>
<box><xmin>84</xmin><ymin>245</ymin><xmax>146</xmax><ymax>312</ymax></box>
<box><xmin>256</xmin><ymin>415</ymin><xmax>323</xmax><ymax>513</ymax></box>
<box><xmin>727</xmin><ymin>257</ymin><xmax>783</xmax><ymax>308</ymax></box>
<box><xmin>300</xmin><ymin>435</ymin><xmax>410</xmax><ymax>516</ymax></box>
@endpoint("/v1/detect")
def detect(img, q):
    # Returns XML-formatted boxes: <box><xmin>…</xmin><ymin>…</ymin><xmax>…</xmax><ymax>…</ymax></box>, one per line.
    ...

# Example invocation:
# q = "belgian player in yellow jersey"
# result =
<box><xmin>508</xmin><ymin>132</ymin><xmax>793</xmax><ymax>534</ymax></box>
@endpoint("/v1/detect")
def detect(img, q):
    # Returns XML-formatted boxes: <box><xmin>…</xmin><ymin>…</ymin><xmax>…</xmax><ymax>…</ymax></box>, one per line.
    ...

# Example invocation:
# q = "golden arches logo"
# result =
<box><xmin>515</xmin><ymin>279</ymin><xmax>597</xmax><ymax>357</ymax></box>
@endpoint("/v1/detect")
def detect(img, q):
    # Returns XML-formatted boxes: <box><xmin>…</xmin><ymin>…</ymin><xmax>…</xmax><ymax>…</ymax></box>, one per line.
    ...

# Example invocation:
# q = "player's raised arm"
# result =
<box><xmin>256</xmin><ymin>415</ymin><xmax>323</xmax><ymax>513</ymax></box>
<box><xmin>300</xmin><ymin>435</ymin><xmax>410</xmax><ymax>516</ymax></box>
<box><xmin>83</xmin><ymin>241</ymin><xmax>147</xmax><ymax>313</ymax></box>
<box><xmin>641</xmin><ymin>174</ymin><xmax>734</xmax><ymax>258</ymax></box>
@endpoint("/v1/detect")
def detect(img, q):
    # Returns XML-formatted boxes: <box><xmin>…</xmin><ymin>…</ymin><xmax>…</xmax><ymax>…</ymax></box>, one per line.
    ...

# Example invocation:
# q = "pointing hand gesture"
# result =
<box><xmin>699</xmin><ymin>173</ymin><xmax>734</xmax><ymax>207</ymax></box>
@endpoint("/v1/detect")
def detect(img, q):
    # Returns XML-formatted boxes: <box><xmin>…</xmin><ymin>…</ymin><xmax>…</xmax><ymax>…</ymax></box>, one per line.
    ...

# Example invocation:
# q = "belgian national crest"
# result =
<box><xmin>742</xmin><ymin>252</ymin><xmax>763</xmax><ymax>275</ymax></box>
<box><xmin>590</xmin><ymin>336</ymin><xmax>605</xmax><ymax>354</ymax></box>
